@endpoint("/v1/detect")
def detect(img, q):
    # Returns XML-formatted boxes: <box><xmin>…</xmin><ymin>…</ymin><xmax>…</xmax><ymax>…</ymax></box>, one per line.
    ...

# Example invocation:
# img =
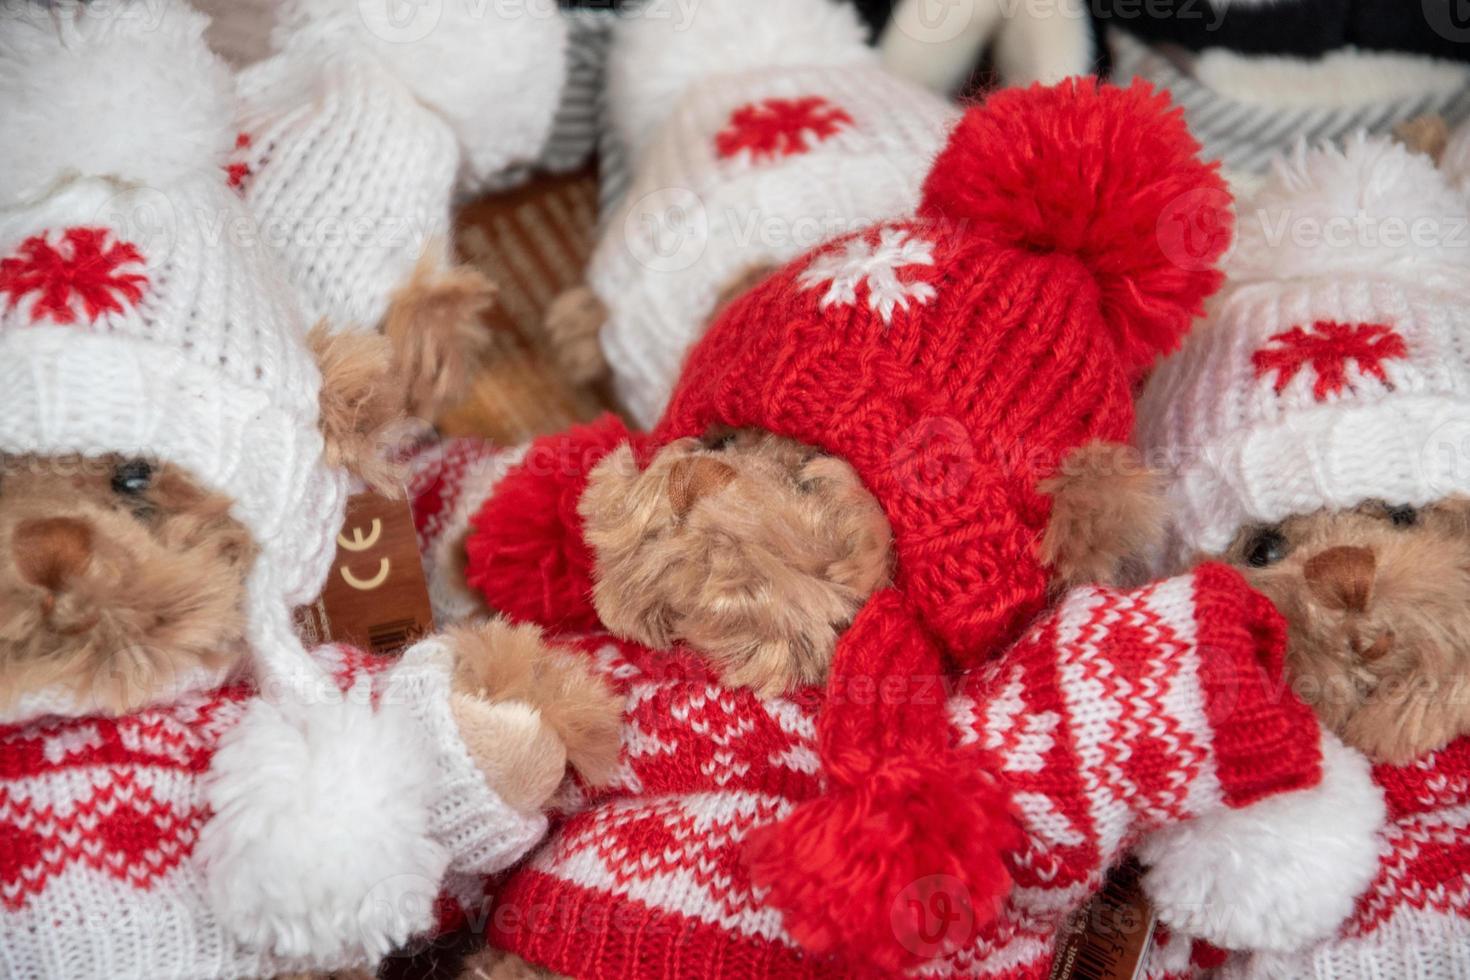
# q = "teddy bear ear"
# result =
<box><xmin>307</xmin><ymin>322</ymin><xmax>411</xmax><ymax>496</ymax></box>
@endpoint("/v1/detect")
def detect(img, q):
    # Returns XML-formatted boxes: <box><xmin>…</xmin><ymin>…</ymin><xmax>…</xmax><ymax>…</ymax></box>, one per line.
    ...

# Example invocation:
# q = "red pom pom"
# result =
<box><xmin>744</xmin><ymin>758</ymin><xmax>1022</xmax><ymax>972</ymax></box>
<box><xmin>464</xmin><ymin>414</ymin><xmax>634</xmax><ymax>633</ymax></box>
<box><xmin>920</xmin><ymin>78</ymin><xmax>1232</xmax><ymax>374</ymax></box>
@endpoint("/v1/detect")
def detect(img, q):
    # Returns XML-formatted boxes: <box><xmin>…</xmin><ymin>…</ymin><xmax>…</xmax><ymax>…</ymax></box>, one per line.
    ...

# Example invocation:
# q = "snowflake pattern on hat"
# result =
<box><xmin>714</xmin><ymin>96</ymin><xmax>854</xmax><ymax>164</ymax></box>
<box><xmin>0</xmin><ymin>227</ymin><xmax>148</xmax><ymax>326</ymax></box>
<box><xmin>1251</xmin><ymin>321</ymin><xmax>1409</xmax><ymax>401</ymax></box>
<box><xmin>798</xmin><ymin>226</ymin><xmax>937</xmax><ymax>323</ymax></box>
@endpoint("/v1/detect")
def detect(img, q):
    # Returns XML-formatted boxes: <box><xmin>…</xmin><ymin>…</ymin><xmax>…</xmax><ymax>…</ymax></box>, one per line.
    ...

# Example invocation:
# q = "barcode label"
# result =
<box><xmin>1049</xmin><ymin>858</ymin><xmax>1156</xmax><ymax>980</ymax></box>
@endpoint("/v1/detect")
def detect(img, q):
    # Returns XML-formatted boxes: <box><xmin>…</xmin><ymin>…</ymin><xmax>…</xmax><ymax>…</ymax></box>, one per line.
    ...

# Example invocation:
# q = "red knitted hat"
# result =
<box><xmin>652</xmin><ymin>78</ymin><xmax>1232</xmax><ymax>971</ymax></box>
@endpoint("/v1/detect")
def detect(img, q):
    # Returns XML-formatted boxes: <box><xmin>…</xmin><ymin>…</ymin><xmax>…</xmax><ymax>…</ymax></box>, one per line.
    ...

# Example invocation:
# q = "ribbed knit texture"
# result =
<box><xmin>1136</xmin><ymin>131</ymin><xmax>1470</xmax><ymax>562</ymax></box>
<box><xmin>406</xmin><ymin>436</ymin><xmax>529</xmax><ymax>626</ymax></box>
<box><xmin>1109</xmin><ymin>29</ymin><xmax>1470</xmax><ymax>181</ymax></box>
<box><xmin>1143</xmin><ymin>740</ymin><xmax>1470</xmax><ymax>980</ymax></box>
<box><xmin>0</xmin><ymin>4</ymin><xmax>345</xmax><ymax>722</ymax></box>
<box><xmin>234</xmin><ymin>51</ymin><xmax>461</xmax><ymax>333</ymax></box>
<box><xmin>0</xmin><ymin>644</ymin><xmax>544</xmax><ymax>980</ymax></box>
<box><xmin>483</xmin><ymin>566</ymin><xmax>1321</xmax><ymax>979</ymax></box>
<box><xmin>594</xmin><ymin>62</ymin><xmax>958</xmax><ymax>427</ymax></box>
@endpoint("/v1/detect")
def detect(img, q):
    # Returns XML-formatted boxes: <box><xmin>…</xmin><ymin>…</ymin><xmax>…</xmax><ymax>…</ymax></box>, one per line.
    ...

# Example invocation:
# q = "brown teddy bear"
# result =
<box><xmin>1134</xmin><ymin>131</ymin><xmax>1470</xmax><ymax>976</ymax></box>
<box><xmin>0</xmin><ymin>6</ymin><xmax>618</xmax><ymax>978</ymax></box>
<box><xmin>402</xmin><ymin>79</ymin><xmax>1357</xmax><ymax>979</ymax></box>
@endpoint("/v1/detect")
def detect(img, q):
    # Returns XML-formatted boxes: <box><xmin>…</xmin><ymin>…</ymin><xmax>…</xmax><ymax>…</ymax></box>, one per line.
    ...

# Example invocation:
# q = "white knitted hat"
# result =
<box><xmin>232</xmin><ymin>0</ymin><xmax>570</xmax><ymax>332</ymax></box>
<box><xmin>0</xmin><ymin>5</ymin><xmax>553</xmax><ymax>966</ymax></box>
<box><xmin>0</xmin><ymin>0</ymin><xmax>347</xmax><ymax>719</ymax></box>
<box><xmin>593</xmin><ymin>0</ymin><xmax>959</xmax><ymax>428</ymax></box>
<box><xmin>1136</xmin><ymin>133</ymin><xmax>1470</xmax><ymax>562</ymax></box>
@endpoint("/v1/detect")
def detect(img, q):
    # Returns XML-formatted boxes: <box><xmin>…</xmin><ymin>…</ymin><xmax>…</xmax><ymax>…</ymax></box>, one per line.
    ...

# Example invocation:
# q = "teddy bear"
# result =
<box><xmin>1132</xmin><ymin>130</ymin><xmax>1470</xmax><ymax>977</ymax></box>
<box><xmin>0</xmin><ymin>5</ymin><xmax>619</xmax><ymax>977</ymax></box>
<box><xmin>541</xmin><ymin>0</ymin><xmax>960</xmax><ymax>428</ymax></box>
<box><xmin>222</xmin><ymin>0</ymin><xmax>594</xmax><ymax>419</ymax></box>
<box><xmin>402</xmin><ymin>78</ymin><xmax>1371</xmax><ymax>978</ymax></box>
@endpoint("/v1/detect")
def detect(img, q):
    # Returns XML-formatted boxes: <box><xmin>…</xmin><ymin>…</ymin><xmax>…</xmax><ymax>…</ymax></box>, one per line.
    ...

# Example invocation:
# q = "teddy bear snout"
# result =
<box><xmin>667</xmin><ymin>456</ymin><xmax>738</xmax><ymax>519</ymax></box>
<box><xmin>13</xmin><ymin>517</ymin><xmax>95</xmax><ymax>593</ymax></box>
<box><xmin>1303</xmin><ymin>545</ymin><xmax>1376</xmax><ymax>614</ymax></box>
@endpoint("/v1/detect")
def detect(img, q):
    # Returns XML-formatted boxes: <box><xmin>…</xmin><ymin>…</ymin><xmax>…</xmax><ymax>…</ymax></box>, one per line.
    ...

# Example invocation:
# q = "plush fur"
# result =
<box><xmin>605</xmin><ymin>0</ymin><xmax>874</xmax><ymax>163</ymax></box>
<box><xmin>447</xmin><ymin>619</ymin><xmax>623</xmax><ymax>788</ymax></box>
<box><xmin>1140</xmin><ymin>733</ymin><xmax>1385</xmax><ymax>952</ymax></box>
<box><xmin>580</xmin><ymin>430</ymin><xmax>893</xmax><ymax>697</ymax></box>
<box><xmin>451</xmin><ymin>697</ymin><xmax>567</xmax><ymax>812</ymax></box>
<box><xmin>1395</xmin><ymin>114</ymin><xmax>1451</xmax><ymax>162</ymax></box>
<box><xmin>0</xmin><ymin>1</ymin><xmax>236</xmax><ymax>209</ymax></box>
<box><xmin>541</xmin><ymin>285</ymin><xmax>609</xmax><ymax>387</ymax></box>
<box><xmin>1037</xmin><ymin>441</ymin><xmax>1166</xmax><ymax>590</ymax></box>
<box><xmin>308</xmin><ymin>322</ymin><xmax>412</xmax><ymax>495</ymax></box>
<box><xmin>382</xmin><ymin>248</ymin><xmax>495</xmax><ymax>421</ymax></box>
<box><xmin>1222</xmin><ymin>498</ymin><xmax>1470</xmax><ymax>764</ymax></box>
<box><xmin>458</xmin><ymin>949</ymin><xmax>558</xmax><ymax>980</ymax></box>
<box><xmin>0</xmin><ymin>454</ymin><xmax>255</xmax><ymax>717</ymax></box>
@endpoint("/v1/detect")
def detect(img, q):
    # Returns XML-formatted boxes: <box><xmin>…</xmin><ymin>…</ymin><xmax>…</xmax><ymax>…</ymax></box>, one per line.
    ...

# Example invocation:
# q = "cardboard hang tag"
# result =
<box><xmin>294</xmin><ymin>491</ymin><xmax>435</xmax><ymax>658</ymax></box>
<box><xmin>1049</xmin><ymin>858</ymin><xmax>1157</xmax><ymax>980</ymax></box>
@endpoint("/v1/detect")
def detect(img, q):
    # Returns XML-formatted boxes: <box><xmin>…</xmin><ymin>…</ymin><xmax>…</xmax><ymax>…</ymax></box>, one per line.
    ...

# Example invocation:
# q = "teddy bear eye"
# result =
<box><xmin>1385</xmin><ymin>504</ymin><xmax>1418</xmax><ymax>528</ymax></box>
<box><xmin>701</xmin><ymin>431</ymin><xmax>736</xmax><ymax>451</ymax></box>
<box><xmin>1243</xmin><ymin>528</ymin><xmax>1289</xmax><ymax>568</ymax></box>
<box><xmin>111</xmin><ymin>459</ymin><xmax>153</xmax><ymax>495</ymax></box>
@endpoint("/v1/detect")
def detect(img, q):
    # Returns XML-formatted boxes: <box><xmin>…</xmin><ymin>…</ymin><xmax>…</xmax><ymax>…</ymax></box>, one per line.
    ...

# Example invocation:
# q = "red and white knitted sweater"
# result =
<box><xmin>0</xmin><ymin>643</ymin><xmax>548</xmax><ymax>980</ymax></box>
<box><xmin>479</xmin><ymin>566</ymin><xmax>1322</xmax><ymax>979</ymax></box>
<box><xmin>1144</xmin><ymin>738</ymin><xmax>1470</xmax><ymax>980</ymax></box>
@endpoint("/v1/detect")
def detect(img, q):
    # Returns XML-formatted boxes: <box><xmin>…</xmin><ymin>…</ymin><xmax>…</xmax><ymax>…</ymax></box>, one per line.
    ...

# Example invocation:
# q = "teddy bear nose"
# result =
<box><xmin>668</xmin><ymin>457</ymin><xmax>738</xmax><ymax>518</ymax></box>
<box><xmin>1303</xmin><ymin>545</ymin><xmax>1375</xmax><ymax>613</ymax></box>
<box><xmin>13</xmin><ymin>517</ymin><xmax>95</xmax><ymax>591</ymax></box>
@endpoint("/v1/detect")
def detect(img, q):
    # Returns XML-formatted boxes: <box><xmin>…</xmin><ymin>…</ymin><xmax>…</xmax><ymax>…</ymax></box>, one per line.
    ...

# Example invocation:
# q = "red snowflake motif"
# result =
<box><xmin>225</xmin><ymin>132</ymin><xmax>254</xmax><ymax>193</ymax></box>
<box><xmin>0</xmin><ymin>227</ymin><xmax>148</xmax><ymax>325</ymax></box>
<box><xmin>1251</xmin><ymin>320</ymin><xmax>1409</xmax><ymax>401</ymax></box>
<box><xmin>714</xmin><ymin>96</ymin><xmax>854</xmax><ymax>163</ymax></box>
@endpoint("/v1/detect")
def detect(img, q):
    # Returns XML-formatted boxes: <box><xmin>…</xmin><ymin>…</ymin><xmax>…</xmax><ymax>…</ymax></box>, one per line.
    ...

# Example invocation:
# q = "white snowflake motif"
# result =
<box><xmin>798</xmin><ymin>227</ymin><xmax>937</xmax><ymax>324</ymax></box>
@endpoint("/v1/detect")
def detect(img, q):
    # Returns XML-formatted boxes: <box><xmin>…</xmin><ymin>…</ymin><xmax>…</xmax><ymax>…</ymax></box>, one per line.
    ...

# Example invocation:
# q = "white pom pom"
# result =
<box><xmin>1231</xmin><ymin>134</ymin><xmax>1470</xmax><ymax>286</ymax></box>
<box><xmin>199</xmin><ymin>685</ymin><xmax>449</xmax><ymax>964</ymax></box>
<box><xmin>0</xmin><ymin>1</ymin><xmax>235</xmax><ymax>209</ymax></box>
<box><xmin>272</xmin><ymin>0</ymin><xmax>569</xmax><ymax>187</ymax></box>
<box><xmin>1139</xmin><ymin>734</ymin><xmax>1386</xmax><ymax>953</ymax></box>
<box><xmin>606</xmin><ymin>0</ymin><xmax>874</xmax><ymax>163</ymax></box>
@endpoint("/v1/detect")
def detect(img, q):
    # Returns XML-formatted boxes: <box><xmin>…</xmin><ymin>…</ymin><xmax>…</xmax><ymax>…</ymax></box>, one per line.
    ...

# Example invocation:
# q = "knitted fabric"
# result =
<box><xmin>465</xmin><ymin>79</ymin><xmax>1230</xmax><ymax>968</ymax></box>
<box><xmin>483</xmin><ymin>566</ymin><xmax>1323</xmax><ymax>979</ymax></box>
<box><xmin>1216</xmin><ymin>739</ymin><xmax>1470</xmax><ymax>979</ymax></box>
<box><xmin>593</xmin><ymin>60</ymin><xmax>958</xmax><ymax>426</ymax></box>
<box><xmin>1108</xmin><ymin>29</ymin><xmax>1470</xmax><ymax>184</ymax></box>
<box><xmin>406</xmin><ymin>436</ymin><xmax>528</xmax><ymax>627</ymax></box>
<box><xmin>0</xmin><ymin>2</ymin><xmax>345</xmax><ymax>720</ymax></box>
<box><xmin>1136</xmin><ymin>131</ymin><xmax>1470</xmax><ymax>562</ymax></box>
<box><xmin>232</xmin><ymin>0</ymin><xmax>568</xmax><ymax>334</ymax></box>
<box><xmin>0</xmin><ymin>643</ymin><xmax>547</xmax><ymax>980</ymax></box>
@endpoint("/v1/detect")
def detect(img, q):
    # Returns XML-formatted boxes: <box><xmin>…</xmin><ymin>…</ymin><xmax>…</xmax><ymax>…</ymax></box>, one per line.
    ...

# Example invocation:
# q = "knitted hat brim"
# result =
<box><xmin>1166</xmin><ymin>392</ymin><xmax>1470</xmax><ymax>558</ymax></box>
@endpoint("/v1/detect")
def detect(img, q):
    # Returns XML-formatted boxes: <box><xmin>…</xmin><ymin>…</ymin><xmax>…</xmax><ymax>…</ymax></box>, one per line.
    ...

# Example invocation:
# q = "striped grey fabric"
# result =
<box><xmin>1110</xmin><ymin>29</ymin><xmax>1470</xmax><ymax>177</ymax></box>
<box><xmin>475</xmin><ymin>7</ymin><xmax>615</xmax><ymax>193</ymax></box>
